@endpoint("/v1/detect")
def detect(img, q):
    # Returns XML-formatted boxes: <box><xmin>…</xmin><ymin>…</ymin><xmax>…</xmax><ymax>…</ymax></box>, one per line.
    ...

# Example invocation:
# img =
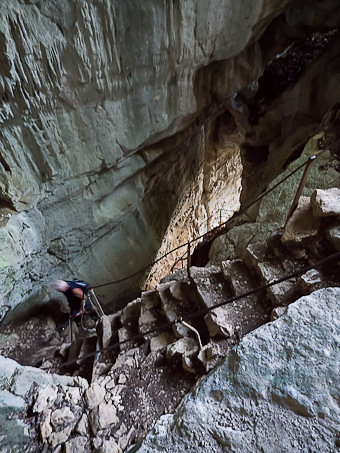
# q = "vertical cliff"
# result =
<box><xmin>1</xmin><ymin>0</ymin><xmax>340</xmax><ymax>320</ymax></box>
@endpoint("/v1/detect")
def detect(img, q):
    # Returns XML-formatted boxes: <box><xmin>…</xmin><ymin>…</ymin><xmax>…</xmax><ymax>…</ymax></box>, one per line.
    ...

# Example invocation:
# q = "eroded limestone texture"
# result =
<box><xmin>1</xmin><ymin>0</ymin><xmax>340</xmax><ymax>319</ymax></box>
<box><xmin>130</xmin><ymin>288</ymin><xmax>340</xmax><ymax>453</ymax></box>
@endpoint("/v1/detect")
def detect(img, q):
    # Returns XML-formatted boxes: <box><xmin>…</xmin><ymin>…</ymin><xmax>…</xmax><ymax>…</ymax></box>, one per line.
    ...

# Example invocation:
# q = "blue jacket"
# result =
<box><xmin>64</xmin><ymin>280</ymin><xmax>92</xmax><ymax>313</ymax></box>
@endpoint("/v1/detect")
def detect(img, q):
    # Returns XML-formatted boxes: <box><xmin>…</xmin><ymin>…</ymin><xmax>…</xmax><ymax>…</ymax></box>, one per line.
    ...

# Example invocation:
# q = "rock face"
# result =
<box><xmin>1</xmin><ymin>214</ymin><xmax>339</xmax><ymax>451</ymax></box>
<box><xmin>311</xmin><ymin>188</ymin><xmax>340</xmax><ymax>217</ymax></box>
<box><xmin>209</xmin><ymin>135</ymin><xmax>340</xmax><ymax>263</ymax></box>
<box><xmin>130</xmin><ymin>287</ymin><xmax>340</xmax><ymax>453</ymax></box>
<box><xmin>0</xmin><ymin>355</ymin><xmax>88</xmax><ymax>452</ymax></box>
<box><xmin>1</xmin><ymin>0</ymin><xmax>340</xmax><ymax>319</ymax></box>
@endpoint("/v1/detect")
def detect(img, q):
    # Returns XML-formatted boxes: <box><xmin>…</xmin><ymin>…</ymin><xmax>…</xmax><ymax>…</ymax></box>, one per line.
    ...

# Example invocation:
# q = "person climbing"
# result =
<box><xmin>55</xmin><ymin>279</ymin><xmax>93</xmax><ymax>331</ymax></box>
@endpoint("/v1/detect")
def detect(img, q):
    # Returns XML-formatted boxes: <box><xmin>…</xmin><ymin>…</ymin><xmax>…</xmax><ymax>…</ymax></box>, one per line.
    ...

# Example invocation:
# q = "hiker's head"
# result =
<box><xmin>55</xmin><ymin>280</ymin><xmax>69</xmax><ymax>292</ymax></box>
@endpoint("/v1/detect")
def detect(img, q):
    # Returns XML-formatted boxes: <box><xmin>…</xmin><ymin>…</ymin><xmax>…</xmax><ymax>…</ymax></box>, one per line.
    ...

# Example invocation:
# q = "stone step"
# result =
<box><xmin>156</xmin><ymin>281</ymin><xmax>194</xmax><ymax>338</ymax></box>
<box><xmin>219</xmin><ymin>259</ymin><xmax>267</xmax><ymax>336</ymax></box>
<box><xmin>138</xmin><ymin>290</ymin><xmax>172</xmax><ymax>344</ymax></box>
<box><xmin>189</xmin><ymin>266</ymin><xmax>245</xmax><ymax>340</ymax></box>
<box><xmin>120</xmin><ymin>298</ymin><xmax>142</xmax><ymax>335</ymax></box>
<box><xmin>242</xmin><ymin>241</ymin><xmax>302</xmax><ymax>306</ymax></box>
<box><xmin>190</xmin><ymin>262</ymin><xmax>267</xmax><ymax>339</ymax></box>
<box><xmin>220</xmin><ymin>259</ymin><xmax>254</xmax><ymax>296</ymax></box>
<box><xmin>189</xmin><ymin>266</ymin><xmax>233</xmax><ymax>309</ymax></box>
<box><xmin>297</xmin><ymin>269</ymin><xmax>333</xmax><ymax>295</ymax></box>
<box><xmin>119</xmin><ymin>298</ymin><xmax>142</xmax><ymax>352</ymax></box>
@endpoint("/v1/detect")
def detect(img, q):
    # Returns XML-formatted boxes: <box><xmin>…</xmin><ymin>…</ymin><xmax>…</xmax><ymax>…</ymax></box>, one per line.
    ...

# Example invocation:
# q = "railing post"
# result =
<box><xmin>89</xmin><ymin>289</ymin><xmax>105</xmax><ymax>318</ymax></box>
<box><xmin>69</xmin><ymin>318</ymin><xmax>73</xmax><ymax>343</ymax></box>
<box><xmin>284</xmin><ymin>155</ymin><xmax>316</xmax><ymax>228</ymax></box>
<box><xmin>186</xmin><ymin>241</ymin><xmax>191</xmax><ymax>279</ymax></box>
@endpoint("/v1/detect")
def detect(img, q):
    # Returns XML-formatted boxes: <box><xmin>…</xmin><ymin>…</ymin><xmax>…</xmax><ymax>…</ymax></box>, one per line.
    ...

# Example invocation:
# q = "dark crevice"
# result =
<box><xmin>0</xmin><ymin>153</ymin><xmax>11</xmax><ymax>173</ymax></box>
<box><xmin>243</xmin><ymin>144</ymin><xmax>269</xmax><ymax>165</ymax></box>
<box><xmin>247</xmin><ymin>28</ymin><xmax>339</xmax><ymax>125</ymax></box>
<box><xmin>282</xmin><ymin>144</ymin><xmax>305</xmax><ymax>169</ymax></box>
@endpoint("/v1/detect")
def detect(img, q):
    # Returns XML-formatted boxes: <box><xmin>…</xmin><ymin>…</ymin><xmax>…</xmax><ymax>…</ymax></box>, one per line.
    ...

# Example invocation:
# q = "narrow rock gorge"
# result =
<box><xmin>1</xmin><ymin>0</ymin><xmax>340</xmax><ymax>317</ymax></box>
<box><xmin>0</xmin><ymin>1</ymin><xmax>340</xmax><ymax>452</ymax></box>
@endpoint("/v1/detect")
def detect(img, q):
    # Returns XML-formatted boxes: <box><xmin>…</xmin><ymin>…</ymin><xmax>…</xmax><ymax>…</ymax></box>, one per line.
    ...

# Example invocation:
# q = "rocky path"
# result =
<box><xmin>0</xmin><ymin>188</ymin><xmax>339</xmax><ymax>452</ymax></box>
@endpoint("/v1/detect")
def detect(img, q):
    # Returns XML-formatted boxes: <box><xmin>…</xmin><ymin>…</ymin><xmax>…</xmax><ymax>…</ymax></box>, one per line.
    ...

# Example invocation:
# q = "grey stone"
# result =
<box><xmin>326</xmin><ymin>223</ymin><xmax>340</xmax><ymax>251</ymax></box>
<box><xmin>75</xmin><ymin>414</ymin><xmax>89</xmax><ymax>436</ymax></box>
<box><xmin>282</xmin><ymin>196</ymin><xmax>320</xmax><ymax>244</ymax></box>
<box><xmin>131</xmin><ymin>288</ymin><xmax>340</xmax><ymax>453</ymax></box>
<box><xmin>85</xmin><ymin>382</ymin><xmax>106</xmax><ymax>409</ymax></box>
<box><xmin>40</xmin><ymin>409</ymin><xmax>52</xmax><ymax>442</ymax></box>
<box><xmin>48</xmin><ymin>428</ymin><xmax>72</xmax><ymax>449</ymax></box>
<box><xmin>0</xmin><ymin>395</ymin><xmax>30</xmax><ymax>453</ymax></box>
<box><xmin>100</xmin><ymin>315</ymin><xmax>113</xmax><ymax>350</ymax></box>
<box><xmin>0</xmin><ymin>355</ymin><xmax>19</xmax><ymax>387</ymax></box>
<box><xmin>33</xmin><ymin>384</ymin><xmax>58</xmax><ymax>413</ymax></box>
<box><xmin>204</xmin><ymin>307</ymin><xmax>234</xmax><ymax>338</ymax></box>
<box><xmin>64</xmin><ymin>436</ymin><xmax>89</xmax><ymax>453</ymax></box>
<box><xmin>197</xmin><ymin>343</ymin><xmax>224</xmax><ymax>372</ymax></box>
<box><xmin>89</xmin><ymin>402</ymin><xmax>118</xmax><ymax>434</ymax></box>
<box><xmin>97</xmin><ymin>437</ymin><xmax>122</xmax><ymax>453</ymax></box>
<box><xmin>270</xmin><ymin>306</ymin><xmax>287</xmax><ymax>321</ymax></box>
<box><xmin>166</xmin><ymin>337</ymin><xmax>199</xmax><ymax>373</ymax></box>
<box><xmin>150</xmin><ymin>332</ymin><xmax>176</xmax><ymax>352</ymax></box>
<box><xmin>243</xmin><ymin>242</ymin><xmax>299</xmax><ymax>306</ymax></box>
<box><xmin>311</xmin><ymin>187</ymin><xmax>340</xmax><ymax>217</ymax></box>
<box><xmin>0</xmin><ymin>332</ymin><xmax>19</xmax><ymax>349</ymax></box>
<box><xmin>10</xmin><ymin>361</ymin><xmax>85</xmax><ymax>397</ymax></box>
<box><xmin>157</xmin><ymin>282</ymin><xmax>191</xmax><ymax>338</ymax></box>
<box><xmin>0</xmin><ymin>355</ymin><xmax>87</xmax><ymax>451</ymax></box>
<box><xmin>50</xmin><ymin>407</ymin><xmax>75</xmax><ymax>429</ymax></box>
<box><xmin>189</xmin><ymin>267</ymin><xmax>231</xmax><ymax>309</ymax></box>
<box><xmin>298</xmin><ymin>269</ymin><xmax>327</xmax><ymax>294</ymax></box>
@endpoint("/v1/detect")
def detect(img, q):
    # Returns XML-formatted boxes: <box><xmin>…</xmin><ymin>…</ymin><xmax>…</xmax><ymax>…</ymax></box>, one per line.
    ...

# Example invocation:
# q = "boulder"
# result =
<box><xmin>197</xmin><ymin>343</ymin><xmax>224</xmax><ymax>372</ymax></box>
<box><xmin>100</xmin><ymin>315</ymin><xmax>115</xmax><ymax>349</ymax></box>
<box><xmin>132</xmin><ymin>288</ymin><xmax>340</xmax><ymax>453</ymax></box>
<box><xmin>298</xmin><ymin>269</ymin><xmax>327</xmax><ymax>294</ymax></box>
<box><xmin>64</xmin><ymin>436</ymin><xmax>89</xmax><ymax>453</ymax></box>
<box><xmin>48</xmin><ymin>427</ymin><xmax>72</xmax><ymax>449</ymax></box>
<box><xmin>40</xmin><ymin>409</ymin><xmax>52</xmax><ymax>442</ymax></box>
<box><xmin>85</xmin><ymin>382</ymin><xmax>106</xmax><ymax>409</ymax></box>
<box><xmin>33</xmin><ymin>384</ymin><xmax>58</xmax><ymax>413</ymax></box>
<box><xmin>166</xmin><ymin>337</ymin><xmax>199</xmax><ymax>373</ymax></box>
<box><xmin>89</xmin><ymin>402</ymin><xmax>118</xmax><ymax>434</ymax></box>
<box><xmin>281</xmin><ymin>196</ymin><xmax>320</xmax><ymax>244</ymax></box>
<box><xmin>75</xmin><ymin>414</ymin><xmax>89</xmax><ymax>436</ymax></box>
<box><xmin>204</xmin><ymin>307</ymin><xmax>234</xmax><ymax>338</ymax></box>
<box><xmin>50</xmin><ymin>407</ymin><xmax>75</xmax><ymax>430</ymax></box>
<box><xmin>311</xmin><ymin>188</ymin><xmax>340</xmax><ymax>217</ymax></box>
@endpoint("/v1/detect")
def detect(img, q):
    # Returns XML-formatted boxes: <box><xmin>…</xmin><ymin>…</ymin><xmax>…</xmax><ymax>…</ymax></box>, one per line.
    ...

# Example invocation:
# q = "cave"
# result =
<box><xmin>0</xmin><ymin>1</ymin><xmax>339</xmax><ymax>452</ymax></box>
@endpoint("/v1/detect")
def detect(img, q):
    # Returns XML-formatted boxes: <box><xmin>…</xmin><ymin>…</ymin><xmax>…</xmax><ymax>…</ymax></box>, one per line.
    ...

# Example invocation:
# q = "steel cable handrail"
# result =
<box><xmin>91</xmin><ymin>148</ymin><xmax>329</xmax><ymax>290</ymax></box>
<box><xmin>61</xmin><ymin>250</ymin><xmax>340</xmax><ymax>368</ymax></box>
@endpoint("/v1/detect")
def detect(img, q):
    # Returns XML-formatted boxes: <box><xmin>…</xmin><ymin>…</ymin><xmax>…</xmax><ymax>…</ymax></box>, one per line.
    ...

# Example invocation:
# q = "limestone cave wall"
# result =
<box><xmin>1</xmin><ymin>0</ymin><xmax>340</xmax><ymax>321</ymax></box>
